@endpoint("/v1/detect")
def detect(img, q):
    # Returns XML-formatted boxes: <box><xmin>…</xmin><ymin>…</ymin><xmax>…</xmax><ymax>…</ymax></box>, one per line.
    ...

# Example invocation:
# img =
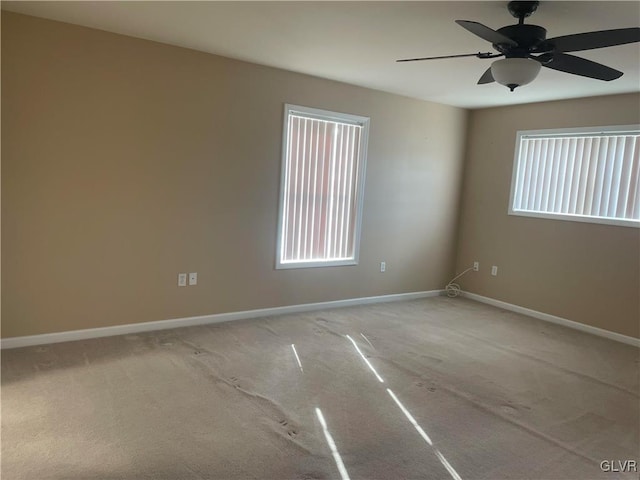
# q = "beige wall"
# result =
<box><xmin>456</xmin><ymin>93</ymin><xmax>640</xmax><ymax>338</ymax></box>
<box><xmin>1</xmin><ymin>13</ymin><xmax>468</xmax><ymax>338</ymax></box>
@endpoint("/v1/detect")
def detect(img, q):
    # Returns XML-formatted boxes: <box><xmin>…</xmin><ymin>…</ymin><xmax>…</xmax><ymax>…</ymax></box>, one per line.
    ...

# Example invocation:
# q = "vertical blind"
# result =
<box><xmin>512</xmin><ymin>133</ymin><xmax>640</xmax><ymax>221</ymax></box>
<box><xmin>280</xmin><ymin>114</ymin><xmax>363</xmax><ymax>263</ymax></box>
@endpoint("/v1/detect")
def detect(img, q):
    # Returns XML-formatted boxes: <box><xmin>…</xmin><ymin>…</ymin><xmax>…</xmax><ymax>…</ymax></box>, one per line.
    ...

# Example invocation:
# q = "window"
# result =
<box><xmin>509</xmin><ymin>125</ymin><xmax>640</xmax><ymax>227</ymax></box>
<box><xmin>276</xmin><ymin>104</ymin><xmax>369</xmax><ymax>268</ymax></box>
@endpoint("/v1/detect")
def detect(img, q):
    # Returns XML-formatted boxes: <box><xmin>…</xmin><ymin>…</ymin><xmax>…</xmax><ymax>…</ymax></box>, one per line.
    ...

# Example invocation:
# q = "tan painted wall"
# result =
<box><xmin>456</xmin><ymin>93</ymin><xmax>640</xmax><ymax>339</ymax></box>
<box><xmin>1</xmin><ymin>13</ymin><xmax>468</xmax><ymax>338</ymax></box>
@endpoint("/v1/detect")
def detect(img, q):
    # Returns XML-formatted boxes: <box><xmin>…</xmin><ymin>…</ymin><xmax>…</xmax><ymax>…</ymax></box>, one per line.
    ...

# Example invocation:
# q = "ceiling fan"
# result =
<box><xmin>397</xmin><ymin>1</ymin><xmax>640</xmax><ymax>91</ymax></box>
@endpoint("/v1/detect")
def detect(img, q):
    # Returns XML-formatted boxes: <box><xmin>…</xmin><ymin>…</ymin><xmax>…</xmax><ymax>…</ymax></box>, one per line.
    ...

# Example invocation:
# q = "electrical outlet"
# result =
<box><xmin>473</xmin><ymin>261</ymin><xmax>479</xmax><ymax>271</ymax></box>
<box><xmin>189</xmin><ymin>272</ymin><xmax>198</xmax><ymax>286</ymax></box>
<box><xmin>178</xmin><ymin>273</ymin><xmax>187</xmax><ymax>287</ymax></box>
<box><xmin>491</xmin><ymin>266</ymin><xmax>498</xmax><ymax>276</ymax></box>
<box><xmin>380</xmin><ymin>261</ymin><xmax>386</xmax><ymax>273</ymax></box>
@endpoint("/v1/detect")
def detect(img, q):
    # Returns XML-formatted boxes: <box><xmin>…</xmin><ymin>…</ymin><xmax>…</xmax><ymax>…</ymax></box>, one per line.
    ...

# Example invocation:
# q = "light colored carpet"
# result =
<box><xmin>2</xmin><ymin>297</ymin><xmax>638</xmax><ymax>479</ymax></box>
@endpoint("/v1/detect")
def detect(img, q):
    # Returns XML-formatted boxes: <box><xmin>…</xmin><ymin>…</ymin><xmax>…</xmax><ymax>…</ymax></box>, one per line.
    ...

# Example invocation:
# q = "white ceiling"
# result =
<box><xmin>3</xmin><ymin>1</ymin><xmax>639</xmax><ymax>109</ymax></box>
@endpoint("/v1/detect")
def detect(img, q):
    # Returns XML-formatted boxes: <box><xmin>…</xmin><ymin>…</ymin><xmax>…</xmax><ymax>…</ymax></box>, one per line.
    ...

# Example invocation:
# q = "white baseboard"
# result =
<box><xmin>0</xmin><ymin>290</ymin><xmax>443</xmax><ymax>349</ymax></box>
<box><xmin>461</xmin><ymin>291</ymin><xmax>640</xmax><ymax>347</ymax></box>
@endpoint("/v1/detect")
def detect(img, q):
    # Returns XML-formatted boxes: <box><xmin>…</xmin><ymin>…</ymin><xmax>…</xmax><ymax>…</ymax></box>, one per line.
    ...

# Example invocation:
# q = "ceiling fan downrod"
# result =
<box><xmin>508</xmin><ymin>1</ymin><xmax>539</xmax><ymax>25</ymax></box>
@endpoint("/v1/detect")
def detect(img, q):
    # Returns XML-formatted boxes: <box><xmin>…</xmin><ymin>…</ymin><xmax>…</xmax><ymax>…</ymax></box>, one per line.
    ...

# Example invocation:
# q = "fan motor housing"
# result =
<box><xmin>495</xmin><ymin>24</ymin><xmax>548</xmax><ymax>57</ymax></box>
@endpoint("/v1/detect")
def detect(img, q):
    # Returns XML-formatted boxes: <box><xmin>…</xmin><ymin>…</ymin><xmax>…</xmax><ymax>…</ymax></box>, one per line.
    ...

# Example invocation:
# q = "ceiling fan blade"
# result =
<box><xmin>455</xmin><ymin>20</ymin><xmax>517</xmax><ymax>46</ymax></box>
<box><xmin>477</xmin><ymin>67</ymin><xmax>495</xmax><ymax>84</ymax></box>
<box><xmin>538</xmin><ymin>53</ymin><xmax>623</xmax><ymax>81</ymax></box>
<box><xmin>544</xmin><ymin>27</ymin><xmax>640</xmax><ymax>53</ymax></box>
<box><xmin>396</xmin><ymin>52</ymin><xmax>498</xmax><ymax>62</ymax></box>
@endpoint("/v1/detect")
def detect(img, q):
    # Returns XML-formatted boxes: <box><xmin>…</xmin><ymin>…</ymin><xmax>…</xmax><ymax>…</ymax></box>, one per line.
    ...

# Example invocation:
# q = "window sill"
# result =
<box><xmin>276</xmin><ymin>259</ymin><xmax>359</xmax><ymax>269</ymax></box>
<box><xmin>508</xmin><ymin>209</ymin><xmax>640</xmax><ymax>228</ymax></box>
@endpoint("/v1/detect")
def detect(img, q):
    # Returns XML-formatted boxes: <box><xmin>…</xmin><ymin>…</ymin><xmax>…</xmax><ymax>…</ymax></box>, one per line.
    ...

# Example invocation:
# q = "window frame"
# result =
<box><xmin>508</xmin><ymin>125</ymin><xmax>640</xmax><ymax>228</ymax></box>
<box><xmin>275</xmin><ymin>104</ymin><xmax>370</xmax><ymax>270</ymax></box>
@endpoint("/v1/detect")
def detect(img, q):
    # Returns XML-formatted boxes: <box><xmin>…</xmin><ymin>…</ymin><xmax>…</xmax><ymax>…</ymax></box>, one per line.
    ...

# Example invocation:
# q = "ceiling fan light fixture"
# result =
<box><xmin>491</xmin><ymin>57</ymin><xmax>541</xmax><ymax>91</ymax></box>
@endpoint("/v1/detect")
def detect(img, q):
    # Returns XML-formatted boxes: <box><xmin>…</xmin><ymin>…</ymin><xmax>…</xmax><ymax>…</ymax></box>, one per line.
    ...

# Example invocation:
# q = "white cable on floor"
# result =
<box><xmin>445</xmin><ymin>266</ymin><xmax>474</xmax><ymax>298</ymax></box>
